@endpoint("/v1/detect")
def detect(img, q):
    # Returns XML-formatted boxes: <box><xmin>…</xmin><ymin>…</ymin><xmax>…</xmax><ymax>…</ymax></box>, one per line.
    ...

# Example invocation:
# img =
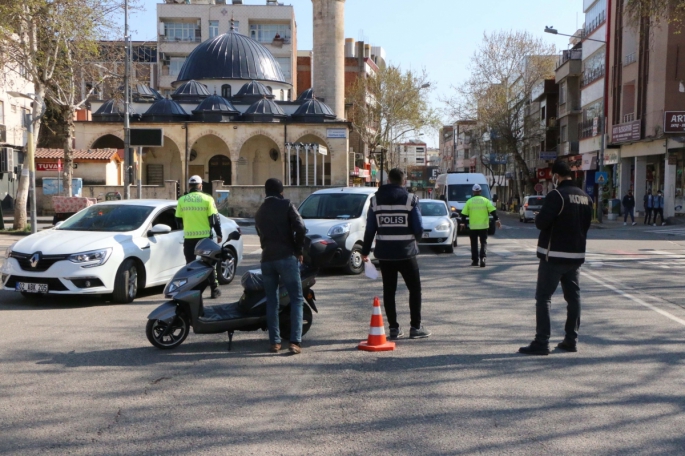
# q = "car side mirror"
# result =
<box><xmin>148</xmin><ymin>224</ymin><xmax>172</xmax><ymax>236</ymax></box>
<box><xmin>227</xmin><ymin>230</ymin><xmax>241</xmax><ymax>241</ymax></box>
<box><xmin>450</xmin><ymin>212</ymin><xmax>459</xmax><ymax>219</ymax></box>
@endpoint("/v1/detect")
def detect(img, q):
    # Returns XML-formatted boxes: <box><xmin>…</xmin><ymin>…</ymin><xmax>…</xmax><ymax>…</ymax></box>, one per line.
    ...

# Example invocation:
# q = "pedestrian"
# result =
<box><xmin>459</xmin><ymin>184</ymin><xmax>502</xmax><ymax>267</ymax></box>
<box><xmin>519</xmin><ymin>160</ymin><xmax>593</xmax><ymax>355</ymax></box>
<box><xmin>653</xmin><ymin>190</ymin><xmax>666</xmax><ymax>226</ymax></box>
<box><xmin>175</xmin><ymin>175</ymin><xmax>223</xmax><ymax>299</ymax></box>
<box><xmin>254</xmin><ymin>178</ymin><xmax>307</xmax><ymax>354</ymax></box>
<box><xmin>361</xmin><ymin>168</ymin><xmax>431</xmax><ymax>340</ymax></box>
<box><xmin>643</xmin><ymin>191</ymin><xmax>653</xmax><ymax>225</ymax></box>
<box><xmin>622</xmin><ymin>189</ymin><xmax>636</xmax><ymax>226</ymax></box>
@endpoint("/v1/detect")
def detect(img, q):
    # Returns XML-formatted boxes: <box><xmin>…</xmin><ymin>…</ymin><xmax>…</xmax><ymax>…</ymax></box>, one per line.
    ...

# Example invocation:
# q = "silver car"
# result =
<box><xmin>519</xmin><ymin>195</ymin><xmax>545</xmax><ymax>223</ymax></box>
<box><xmin>418</xmin><ymin>199</ymin><xmax>457</xmax><ymax>253</ymax></box>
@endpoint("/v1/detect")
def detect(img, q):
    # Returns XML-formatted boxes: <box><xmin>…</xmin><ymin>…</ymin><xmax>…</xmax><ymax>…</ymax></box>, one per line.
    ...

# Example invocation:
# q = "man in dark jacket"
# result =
<box><xmin>361</xmin><ymin>168</ymin><xmax>430</xmax><ymax>339</ymax></box>
<box><xmin>643</xmin><ymin>191</ymin><xmax>653</xmax><ymax>225</ymax></box>
<box><xmin>622</xmin><ymin>189</ymin><xmax>636</xmax><ymax>226</ymax></box>
<box><xmin>519</xmin><ymin>160</ymin><xmax>593</xmax><ymax>355</ymax></box>
<box><xmin>255</xmin><ymin>178</ymin><xmax>307</xmax><ymax>355</ymax></box>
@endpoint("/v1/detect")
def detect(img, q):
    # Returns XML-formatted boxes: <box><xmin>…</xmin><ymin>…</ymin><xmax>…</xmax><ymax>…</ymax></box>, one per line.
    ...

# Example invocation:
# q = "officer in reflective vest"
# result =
<box><xmin>361</xmin><ymin>168</ymin><xmax>431</xmax><ymax>340</ymax></box>
<box><xmin>459</xmin><ymin>184</ymin><xmax>501</xmax><ymax>267</ymax></box>
<box><xmin>175</xmin><ymin>175</ymin><xmax>223</xmax><ymax>298</ymax></box>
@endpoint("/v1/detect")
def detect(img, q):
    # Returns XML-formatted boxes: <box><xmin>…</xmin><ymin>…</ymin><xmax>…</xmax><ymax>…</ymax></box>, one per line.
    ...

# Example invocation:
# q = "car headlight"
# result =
<box><xmin>435</xmin><ymin>222</ymin><xmax>451</xmax><ymax>231</ymax></box>
<box><xmin>68</xmin><ymin>248</ymin><xmax>112</xmax><ymax>268</ymax></box>
<box><xmin>5</xmin><ymin>242</ymin><xmax>16</xmax><ymax>258</ymax></box>
<box><xmin>450</xmin><ymin>206</ymin><xmax>457</xmax><ymax>212</ymax></box>
<box><xmin>167</xmin><ymin>279</ymin><xmax>188</xmax><ymax>293</ymax></box>
<box><xmin>328</xmin><ymin>223</ymin><xmax>351</xmax><ymax>237</ymax></box>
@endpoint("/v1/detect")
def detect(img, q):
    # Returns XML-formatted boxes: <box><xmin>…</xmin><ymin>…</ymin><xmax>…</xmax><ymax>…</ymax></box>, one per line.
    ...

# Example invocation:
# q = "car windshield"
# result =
<box><xmin>57</xmin><ymin>205</ymin><xmax>154</xmax><ymax>232</ymax></box>
<box><xmin>528</xmin><ymin>197</ymin><xmax>545</xmax><ymax>206</ymax></box>
<box><xmin>299</xmin><ymin>193</ymin><xmax>368</xmax><ymax>219</ymax></box>
<box><xmin>419</xmin><ymin>202</ymin><xmax>448</xmax><ymax>216</ymax></box>
<box><xmin>448</xmin><ymin>184</ymin><xmax>492</xmax><ymax>202</ymax></box>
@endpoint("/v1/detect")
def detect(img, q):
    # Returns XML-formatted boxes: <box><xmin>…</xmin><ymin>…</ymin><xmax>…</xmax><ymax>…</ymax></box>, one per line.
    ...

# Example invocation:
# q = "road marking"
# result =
<box><xmin>247</xmin><ymin>249</ymin><xmax>262</xmax><ymax>255</ymax></box>
<box><xmin>581</xmin><ymin>270</ymin><xmax>685</xmax><ymax>327</ymax></box>
<box><xmin>645</xmin><ymin>228</ymin><xmax>685</xmax><ymax>236</ymax></box>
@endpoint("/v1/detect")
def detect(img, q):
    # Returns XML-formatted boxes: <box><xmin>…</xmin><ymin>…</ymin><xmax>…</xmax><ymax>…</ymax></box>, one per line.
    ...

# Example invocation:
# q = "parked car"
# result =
<box><xmin>417</xmin><ymin>199</ymin><xmax>457</xmax><ymax>253</ymax></box>
<box><xmin>519</xmin><ymin>195</ymin><xmax>546</xmax><ymax>223</ymax></box>
<box><xmin>298</xmin><ymin>187</ymin><xmax>377</xmax><ymax>275</ymax></box>
<box><xmin>1</xmin><ymin>200</ymin><xmax>243</xmax><ymax>303</ymax></box>
<box><xmin>434</xmin><ymin>172</ymin><xmax>497</xmax><ymax>235</ymax></box>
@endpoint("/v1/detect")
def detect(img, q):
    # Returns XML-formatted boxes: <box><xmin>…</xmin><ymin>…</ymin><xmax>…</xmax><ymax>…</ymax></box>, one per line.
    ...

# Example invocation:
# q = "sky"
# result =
<box><xmin>128</xmin><ymin>0</ymin><xmax>584</xmax><ymax>147</ymax></box>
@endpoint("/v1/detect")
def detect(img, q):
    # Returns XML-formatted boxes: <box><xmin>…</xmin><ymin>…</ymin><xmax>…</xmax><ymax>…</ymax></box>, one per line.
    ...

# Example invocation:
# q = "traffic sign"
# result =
<box><xmin>534</xmin><ymin>183</ymin><xmax>543</xmax><ymax>193</ymax></box>
<box><xmin>595</xmin><ymin>172</ymin><xmax>608</xmax><ymax>185</ymax></box>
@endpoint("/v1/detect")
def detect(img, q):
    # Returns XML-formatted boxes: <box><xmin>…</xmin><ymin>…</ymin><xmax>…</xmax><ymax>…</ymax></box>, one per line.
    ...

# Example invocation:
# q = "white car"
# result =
<box><xmin>417</xmin><ymin>199</ymin><xmax>457</xmax><ymax>253</ymax></box>
<box><xmin>1</xmin><ymin>200</ymin><xmax>243</xmax><ymax>303</ymax></box>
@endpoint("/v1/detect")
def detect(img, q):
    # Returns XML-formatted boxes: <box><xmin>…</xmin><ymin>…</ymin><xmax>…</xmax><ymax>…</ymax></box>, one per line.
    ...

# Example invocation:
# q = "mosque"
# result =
<box><xmin>74</xmin><ymin>0</ymin><xmax>348</xmax><ymax>192</ymax></box>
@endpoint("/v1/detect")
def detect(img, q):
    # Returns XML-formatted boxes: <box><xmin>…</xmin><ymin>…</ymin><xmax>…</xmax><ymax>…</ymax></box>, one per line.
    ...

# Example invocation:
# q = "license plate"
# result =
<box><xmin>422</xmin><ymin>233</ymin><xmax>430</xmax><ymax>238</ymax></box>
<box><xmin>16</xmin><ymin>282</ymin><xmax>48</xmax><ymax>293</ymax></box>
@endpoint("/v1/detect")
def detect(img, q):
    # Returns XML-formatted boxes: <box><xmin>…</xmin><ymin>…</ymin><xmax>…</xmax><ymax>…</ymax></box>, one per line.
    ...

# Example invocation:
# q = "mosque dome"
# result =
<box><xmin>296</xmin><ymin>88</ymin><xmax>315</xmax><ymax>103</ymax></box>
<box><xmin>192</xmin><ymin>94</ymin><xmax>240</xmax><ymax>122</ymax></box>
<box><xmin>242</xmin><ymin>97</ymin><xmax>287</xmax><ymax>122</ymax></box>
<box><xmin>141</xmin><ymin>98</ymin><xmax>189</xmax><ymax>122</ymax></box>
<box><xmin>171</xmin><ymin>80</ymin><xmax>210</xmax><ymax>102</ymax></box>
<box><xmin>176</xmin><ymin>31</ymin><xmax>287</xmax><ymax>84</ymax></box>
<box><xmin>232</xmin><ymin>80</ymin><xmax>275</xmax><ymax>104</ymax></box>
<box><xmin>291</xmin><ymin>98</ymin><xmax>337</xmax><ymax>122</ymax></box>
<box><xmin>93</xmin><ymin>99</ymin><xmax>140</xmax><ymax>122</ymax></box>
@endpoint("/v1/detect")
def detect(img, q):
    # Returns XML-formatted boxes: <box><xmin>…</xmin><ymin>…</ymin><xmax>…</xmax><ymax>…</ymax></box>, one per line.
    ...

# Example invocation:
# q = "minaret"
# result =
<box><xmin>312</xmin><ymin>0</ymin><xmax>345</xmax><ymax>119</ymax></box>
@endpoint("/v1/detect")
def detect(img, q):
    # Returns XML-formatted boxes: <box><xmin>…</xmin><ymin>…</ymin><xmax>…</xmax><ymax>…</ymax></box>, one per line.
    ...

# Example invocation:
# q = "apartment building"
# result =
<box><xmin>438</xmin><ymin>125</ymin><xmax>455</xmax><ymax>173</ymax></box>
<box><xmin>454</xmin><ymin>120</ymin><xmax>478</xmax><ymax>173</ymax></box>
<box><xmin>397</xmin><ymin>140</ymin><xmax>427</xmax><ymax>167</ymax></box>
<box><xmin>555</xmin><ymin>41</ymin><xmax>584</xmax><ymax>183</ymax></box>
<box><xmin>157</xmin><ymin>0</ymin><xmax>297</xmax><ymax>97</ymax></box>
<box><xmin>608</xmin><ymin>2</ymin><xmax>685</xmax><ymax>219</ymax></box>
<box><xmin>525</xmin><ymin>79</ymin><xmax>560</xmax><ymax>195</ymax></box>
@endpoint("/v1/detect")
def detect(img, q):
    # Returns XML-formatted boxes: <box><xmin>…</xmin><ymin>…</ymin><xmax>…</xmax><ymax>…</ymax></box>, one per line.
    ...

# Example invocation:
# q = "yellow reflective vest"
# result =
<box><xmin>461</xmin><ymin>195</ymin><xmax>496</xmax><ymax>230</ymax></box>
<box><xmin>175</xmin><ymin>191</ymin><xmax>219</xmax><ymax>239</ymax></box>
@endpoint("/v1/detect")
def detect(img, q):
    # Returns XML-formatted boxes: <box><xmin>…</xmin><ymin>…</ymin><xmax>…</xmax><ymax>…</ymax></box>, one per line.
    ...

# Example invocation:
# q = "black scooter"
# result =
<box><xmin>145</xmin><ymin>232</ymin><xmax>338</xmax><ymax>350</ymax></box>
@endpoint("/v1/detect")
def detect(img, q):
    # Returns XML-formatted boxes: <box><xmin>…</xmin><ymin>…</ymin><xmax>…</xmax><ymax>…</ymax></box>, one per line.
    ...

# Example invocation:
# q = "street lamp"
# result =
<box><xmin>8</xmin><ymin>91</ymin><xmax>46</xmax><ymax>234</ymax></box>
<box><xmin>544</xmin><ymin>26</ymin><xmax>606</xmax><ymax>44</ymax></box>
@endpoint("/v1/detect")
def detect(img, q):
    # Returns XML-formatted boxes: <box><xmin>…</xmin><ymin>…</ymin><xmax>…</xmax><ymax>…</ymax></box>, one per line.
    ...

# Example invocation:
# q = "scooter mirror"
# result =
<box><xmin>227</xmin><ymin>230</ymin><xmax>241</xmax><ymax>241</ymax></box>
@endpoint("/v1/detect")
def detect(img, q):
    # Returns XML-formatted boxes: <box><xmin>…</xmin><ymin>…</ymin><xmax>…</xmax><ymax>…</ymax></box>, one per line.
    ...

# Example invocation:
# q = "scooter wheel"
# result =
<box><xmin>279</xmin><ymin>305</ymin><xmax>314</xmax><ymax>339</ymax></box>
<box><xmin>146</xmin><ymin>314</ymin><xmax>189</xmax><ymax>349</ymax></box>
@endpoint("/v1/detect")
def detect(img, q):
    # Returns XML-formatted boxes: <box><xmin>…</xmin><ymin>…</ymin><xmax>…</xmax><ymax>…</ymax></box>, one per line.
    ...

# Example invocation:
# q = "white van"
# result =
<box><xmin>298</xmin><ymin>187</ymin><xmax>377</xmax><ymax>274</ymax></box>
<box><xmin>434</xmin><ymin>173</ymin><xmax>497</xmax><ymax>235</ymax></box>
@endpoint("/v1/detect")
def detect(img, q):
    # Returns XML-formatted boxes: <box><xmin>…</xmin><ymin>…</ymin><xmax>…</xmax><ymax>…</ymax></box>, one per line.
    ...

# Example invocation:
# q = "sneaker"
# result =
<box><xmin>518</xmin><ymin>340</ymin><xmax>550</xmax><ymax>355</ymax></box>
<box><xmin>288</xmin><ymin>343</ymin><xmax>302</xmax><ymax>355</ymax></box>
<box><xmin>409</xmin><ymin>326</ymin><xmax>431</xmax><ymax>339</ymax></box>
<box><xmin>269</xmin><ymin>344</ymin><xmax>281</xmax><ymax>353</ymax></box>
<box><xmin>389</xmin><ymin>326</ymin><xmax>404</xmax><ymax>339</ymax></box>
<box><xmin>471</xmin><ymin>260</ymin><xmax>479</xmax><ymax>266</ymax></box>
<box><xmin>556</xmin><ymin>340</ymin><xmax>577</xmax><ymax>352</ymax></box>
<box><xmin>211</xmin><ymin>288</ymin><xmax>222</xmax><ymax>299</ymax></box>
<box><xmin>480</xmin><ymin>258</ymin><xmax>486</xmax><ymax>268</ymax></box>
<box><xmin>623</xmin><ymin>222</ymin><xmax>627</xmax><ymax>226</ymax></box>
<box><xmin>632</xmin><ymin>222</ymin><xmax>637</xmax><ymax>226</ymax></box>
<box><xmin>662</xmin><ymin>222</ymin><xmax>667</xmax><ymax>226</ymax></box>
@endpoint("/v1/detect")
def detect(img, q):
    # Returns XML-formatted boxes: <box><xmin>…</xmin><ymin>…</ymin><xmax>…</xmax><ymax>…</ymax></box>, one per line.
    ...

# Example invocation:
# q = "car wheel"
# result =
<box><xmin>217</xmin><ymin>247</ymin><xmax>237</xmax><ymax>285</ymax></box>
<box><xmin>279</xmin><ymin>304</ymin><xmax>314</xmax><ymax>340</ymax></box>
<box><xmin>113</xmin><ymin>259</ymin><xmax>139</xmax><ymax>304</ymax></box>
<box><xmin>344</xmin><ymin>245</ymin><xmax>364</xmax><ymax>275</ymax></box>
<box><xmin>146</xmin><ymin>314</ymin><xmax>189</xmax><ymax>349</ymax></box>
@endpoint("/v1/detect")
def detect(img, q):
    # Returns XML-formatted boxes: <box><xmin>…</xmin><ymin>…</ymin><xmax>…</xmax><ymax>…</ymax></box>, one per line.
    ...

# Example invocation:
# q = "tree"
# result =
<box><xmin>445</xmin><ymin>31</ymin><xmax>556</xmax><ymax>198</ymax></box>
<box><xmin>0</xmin><ymin>0</ymin><xmax>123</xmax><ymax>228</ymax></box>
<box><xmin>347</xmin><ymin>65</ymin><xmax>439</xmax><ymax>176</ymax></box>
<box><xmin>625</xmin><ymin>0</ymin><xmax>685</xmax><ymax>30</ymax></box>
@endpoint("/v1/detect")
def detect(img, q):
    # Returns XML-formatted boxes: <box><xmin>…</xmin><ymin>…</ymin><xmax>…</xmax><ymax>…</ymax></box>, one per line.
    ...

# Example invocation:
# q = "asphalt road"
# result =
<box><xmin>1</xmin><ymin>213</ymin><xmax>685</xmax><ymax>455</ymax></box>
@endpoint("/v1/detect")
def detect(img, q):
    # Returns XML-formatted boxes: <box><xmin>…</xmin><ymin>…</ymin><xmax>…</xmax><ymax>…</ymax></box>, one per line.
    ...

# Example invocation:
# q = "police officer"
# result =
<box><xmin>519</xmin><ymin>160</ymin><xmax>593</xmax><ymax>355</ymax></box>
<box><xmin>361</xmin><ymin>168</ymin><xmax>430</xmax><ymax>339</ymax></box>
<box><xmin>175</xmin><ymin>175</ymin><xmax>223</xmax><ymax>299</ymax></box>
<box><xmin>459</xmin><ymin>184</ymin><xmax>501</xmax><ymax>267</ymax></box>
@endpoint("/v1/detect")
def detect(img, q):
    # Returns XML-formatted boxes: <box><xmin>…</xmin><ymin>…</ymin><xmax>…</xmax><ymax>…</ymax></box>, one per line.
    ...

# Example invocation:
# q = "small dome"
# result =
<box><xmin>242</xmin><ymin>97</ymin><xmax>287</xmax><ymax>122</ymax></box>
<box><xmin>134</xmin><ymin>84</ymin><xmax>161</xmax><ymax>101</ymax></box>
<box><xmin>291</xmin><ymin>98</ymin><xmax>337</xmax><ymax>122</ymax></box>
<box><xmin>171</xmin><ymin>80</ymin><xmax>210</xmax><ymax>102</ymax></box>
<box><xmin>296</xmin><ymin>88</ymin><xmax>315</xmax><ymax>103</ymax></box>
<box><xmin>192</xmin><ymin>94</ymin><xmax>240</xmax><ymax>122</ymax></box>
<box><xmin>141</xmin><ymin>98</ymin><xmax>189</xmax><ymax>122</ymax></box>
<box><xmin>93</xmin><ymin>99</ymin><xmax>140</xmax><ymax>122</ymax></box>
<box><xmin>233</xmin><ymin>80</ymin><xmax>274</xmax><ymax>104</ymax></box>
<box><xmin>176</xmin><ymin>31</ymin><xmax>287</xmax><ymax>84</ymax></box>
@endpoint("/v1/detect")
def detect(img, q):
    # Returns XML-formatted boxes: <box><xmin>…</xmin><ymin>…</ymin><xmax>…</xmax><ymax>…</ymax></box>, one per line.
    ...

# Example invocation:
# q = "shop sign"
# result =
<box><xmin>539</xmin><ymin>151</ymin><xmax>557</xmax><ymax>161</ymax></box>
<box><xmin>664</xmin><ymin>111</ymin><xmax>685</xmax><ymax>133</ymax></box>
<box><xmin>581</xmin><ymin>153</ymin><xmax>597</xmax><ymax>170</ymax></box>
<box><xmin>592</xmin><ymin>117</ymin><xmax>599</xmax><ymax>137</ymax></box>
<box><xmin>37</xmin><ymin>162</ymin><xmax>63</xmax><ymax>172</ymax></box>
<box><xmin>327</xmin><ymin>128</ymin><xmax>347</xmax><ymax>139</ymax></box>
<box><xmin>611</xmin><ymin>120</ymin><xmax>641</xmax><ymax>143</ymax></box>
<box><xmin>358</xmin><ymin>169</ymin><xmax>370</xmax><ymax>178</ymax></box>
<box><xmin>603</xmin><ymin>150</ymin><xmax>620</xmax><ymax>165</ymax></box>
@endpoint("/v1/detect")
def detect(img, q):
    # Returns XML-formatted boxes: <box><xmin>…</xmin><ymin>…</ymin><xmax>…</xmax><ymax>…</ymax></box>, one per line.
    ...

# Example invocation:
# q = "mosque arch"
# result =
<box><xmin>237</xmin><ymin>134</ymin><xmax>283</xmax><ymax>185</ymax></box>
<box><xmin>90</xmin><ymin>133</ymin><xmax>124</xmax><ymax>149</ymax></box>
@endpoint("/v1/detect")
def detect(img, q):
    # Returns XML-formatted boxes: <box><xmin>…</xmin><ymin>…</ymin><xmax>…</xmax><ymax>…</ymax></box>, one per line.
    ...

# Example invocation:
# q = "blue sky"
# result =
<box><xmin>129</xmin><ymin>0</ymin><xmax>583</xmax><ymax>146</ymax></box>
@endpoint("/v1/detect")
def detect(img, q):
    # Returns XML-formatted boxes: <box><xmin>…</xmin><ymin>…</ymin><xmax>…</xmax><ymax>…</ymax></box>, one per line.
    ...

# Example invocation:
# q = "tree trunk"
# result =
<box><xmin>62</xmin><ymin>106</ymin><xmax>75</xmax><ymax>197</ymax></box>
<box><xmin>12</xmin><ymin>168</ymin><xmax>29</xmax><ymax>230</ymax></box>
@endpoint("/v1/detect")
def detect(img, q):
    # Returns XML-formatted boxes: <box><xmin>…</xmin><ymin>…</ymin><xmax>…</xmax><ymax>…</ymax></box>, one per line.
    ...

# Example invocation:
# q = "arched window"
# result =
<box><xmin>266</xmin><ymin>86</ymin><xmax>273</xmax><ymax>95</ymax></box>
<box><xmin>221</xmin><ymin>84</ymin><xmax>231</xmax><ymax>98</ymax></box>
<box><xmin>280</xmin><ymin>89</ymin><xmax>284</xmax><ymax>100</ymax></box>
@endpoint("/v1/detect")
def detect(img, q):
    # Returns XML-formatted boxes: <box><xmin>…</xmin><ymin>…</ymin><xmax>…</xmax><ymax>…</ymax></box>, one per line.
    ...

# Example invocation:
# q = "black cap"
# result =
<box><xmin>265</xmin><ymin>178</ymin><xmax>284</xmax><ymax>196</ymax></box>
<box><xmin>551</xmin><ymin>159</ymin><xmax>571</xmax><ymax>177</ymax></box>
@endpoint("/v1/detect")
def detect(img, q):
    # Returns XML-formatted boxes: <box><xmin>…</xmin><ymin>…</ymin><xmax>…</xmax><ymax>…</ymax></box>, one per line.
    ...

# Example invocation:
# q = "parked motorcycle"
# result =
<box><xmin>145</xmin><ymin>231</ymin><xmax>338</xmax><ymax>350</ymax></box>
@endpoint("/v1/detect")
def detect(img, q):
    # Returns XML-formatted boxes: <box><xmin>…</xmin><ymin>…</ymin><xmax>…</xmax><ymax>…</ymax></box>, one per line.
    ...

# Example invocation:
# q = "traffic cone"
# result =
<box><xmin>358</xmin><ymin>297</ymin><xmax>395</xmax><ymax>352</ymax></box>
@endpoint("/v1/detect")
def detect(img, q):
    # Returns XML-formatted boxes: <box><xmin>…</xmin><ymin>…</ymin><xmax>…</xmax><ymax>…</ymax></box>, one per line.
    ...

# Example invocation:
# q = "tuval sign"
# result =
<box><xmin>37</xmin><ymin>162</ymin><xmax>62</xmax><ymax>171</ymax></box>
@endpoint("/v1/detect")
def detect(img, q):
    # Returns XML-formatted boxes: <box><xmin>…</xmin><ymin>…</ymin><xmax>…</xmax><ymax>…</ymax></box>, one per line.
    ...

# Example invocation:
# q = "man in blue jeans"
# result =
<box><xmin>255</xmin><ymin>178</ymin><xmax>307</xmax><ymax>354</ymax></box>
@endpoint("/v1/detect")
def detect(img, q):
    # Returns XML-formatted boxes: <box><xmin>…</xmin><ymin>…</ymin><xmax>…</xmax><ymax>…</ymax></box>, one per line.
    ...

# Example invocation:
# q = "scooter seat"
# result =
<box><xmin>241</xmin><ymin>269</ymin><xmax>265</xmax><ymax>292</ymax></box>
<box><xmin>200</xmin><ymin>302</ymin><xmax>246</xmax><ymax>321</ymax></box>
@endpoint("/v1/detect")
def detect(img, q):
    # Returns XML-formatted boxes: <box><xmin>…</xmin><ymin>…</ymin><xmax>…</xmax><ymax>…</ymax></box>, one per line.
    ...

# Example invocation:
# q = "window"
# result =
<box><xmin>275</xmin><ymin>57</ymin><xmax>291</xmax><ymax>80</ymax></box>
<box><xmin>419</xmin><ymin>202</ymin><xmax>448</xmax><ymax>216</ymax></box>
<box><xmin>21</xmin><ymin>108</ymin><xmax>30</xmax><ymax>128</ymax></box>
<box><xmin>540</xmin><ymin>105</ymin><xmax>546</xmax><ymax>122</ymax></box>
<box><xmin>209</xmin><ymin>20</ymin><xmax>219</xmax><ymax>39</ymax></box>
<box><xmin>582</xmin><ymin>50</ymin><xmax>605</xmax><ymax>86</ymax></box>
<box><xmin>249</xmin><ymin>23</ymin><xmax>290</xmax><ymax>43</ymax></box>
<box><xmin>164</xmin><ymin>22</ymin><xmax>199</xmax><ymax>42</ymax></box>
<box><xmin>231</xmin><ymin>20</ymin><xmax>240</xmax><ymax>32</ymax></box>
<box><xmin>0</xmin><ymin>101</ymin><xmax>4</xmax><ymax>124</ymax></box>
<box><xmin>280</xmin><ymin>89</ymin><xmax>284</xmax><ymax>101</ymax></box>
<box><xmin>151</xmin><ymin>208</ymin><xmax>181</xmax><ymax>231</ymax></box>
<box><xmin>416</xmin><ymin>157</ymin><xmax>425</xmax><ymax>163</ymax></box>
<box><xmin>169</xmin><ymin>57</ymin><xmax>186</xmax><ymax>77</ymax></box>
<box><xmin>298</xmin><ymin>193</ymin><xmax>368</xmax><ymax>219</ymax></box>
<box><xmin>561</xmin><ymin>125</ymin><xmax>568</xmax><ymax>142</ymax></box>
<box><xmin>221</xmin><ymin>84</ymin><xmax>231</xmax><ymax>98</ymax></box>
<box><xmin>447</xmin><ymin>184</ymin><xmax>491</xmax><ymax>202</ymax></box>
<box><xmin>266</xmin><ymin>86</ymin><xmax>273</xmax><ymax>94</ymax></box>
<box><xmin>57</xmin><ymin>205</ymin><xmax>155</xmax><ymax>232</ymax></box>
<box><xmin>11</xmin><ymin>104</ymin><xmax>17</xmax><ymax>114</ymax></box>
<box><xmin>559</xmin><ymin>81</ymin><xmax>567</xmax><ymax>104</ymax></box>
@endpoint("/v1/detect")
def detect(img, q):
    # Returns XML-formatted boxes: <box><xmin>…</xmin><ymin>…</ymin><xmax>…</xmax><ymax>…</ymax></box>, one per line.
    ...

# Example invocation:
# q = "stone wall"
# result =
<box><xmin>212</xmin><ymin>182</ymin><xmax>326</xmax><ymax>218</ymax></box>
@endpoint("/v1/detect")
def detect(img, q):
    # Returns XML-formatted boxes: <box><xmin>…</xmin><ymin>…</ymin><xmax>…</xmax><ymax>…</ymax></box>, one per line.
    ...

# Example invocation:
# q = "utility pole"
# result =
<box><xmin>123</xmin><ymin>0</ymin><xmax>131</xmax><ymax>200</ymax></box>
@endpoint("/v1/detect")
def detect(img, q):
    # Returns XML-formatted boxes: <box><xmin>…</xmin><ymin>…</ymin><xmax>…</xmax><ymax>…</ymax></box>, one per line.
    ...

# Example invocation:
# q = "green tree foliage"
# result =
<box><xmin>625</xmin><ymin>0</ymin><xmax>685</xmax><ymax>30</ymax></box>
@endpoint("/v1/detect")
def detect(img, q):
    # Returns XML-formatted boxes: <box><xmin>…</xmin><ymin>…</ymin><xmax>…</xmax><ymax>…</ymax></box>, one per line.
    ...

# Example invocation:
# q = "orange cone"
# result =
<box><xmin>358</xmin><ymin>297</ymin><xmax>396</xmax><ymax>352</ymax></box>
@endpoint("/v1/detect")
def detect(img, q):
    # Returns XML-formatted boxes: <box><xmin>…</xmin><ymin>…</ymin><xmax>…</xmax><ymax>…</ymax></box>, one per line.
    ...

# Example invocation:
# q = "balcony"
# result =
<box><xmin>581</xmin><ymin>66</ymin><xmax>605</xmax><ymax>86</ymax></box>
<box><xmin>556</xmin><ymin>49</ymin><xmax>582</xmax><ymax>70</ymax></box>
<box><xmin>162</xmin><ymin>35</ymin><xmax>201</xmax><ymax>43</ymax></box>
<box><xmin>580</xmin><ymin>117</ymin><xmax>604</xmax><ymax>139</ymax></box>
<box><xmin>580</xmin><ymin>10</ymin><xmax>606</xmax><ymax>39</ymax></box>
<box><xmin>623</xmin><ymin>52</ymin><xmax>637</xmax><ymax>66</ymax></box>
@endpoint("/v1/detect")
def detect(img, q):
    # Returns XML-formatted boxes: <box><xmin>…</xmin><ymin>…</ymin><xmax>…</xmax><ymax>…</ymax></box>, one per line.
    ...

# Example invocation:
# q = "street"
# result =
<box><xmin>1</xmin><ymin>214</ymin><xmax>685</xmax><ymax>455</ymax></box>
